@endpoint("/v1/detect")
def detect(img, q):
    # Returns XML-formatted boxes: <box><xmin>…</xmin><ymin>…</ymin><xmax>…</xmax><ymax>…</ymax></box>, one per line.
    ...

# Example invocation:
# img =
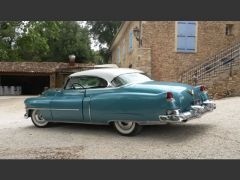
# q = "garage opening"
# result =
<box><xmin>0</xmin><ymin>75</ymin><xmax>50</xmax><ymax>95</ymax></box>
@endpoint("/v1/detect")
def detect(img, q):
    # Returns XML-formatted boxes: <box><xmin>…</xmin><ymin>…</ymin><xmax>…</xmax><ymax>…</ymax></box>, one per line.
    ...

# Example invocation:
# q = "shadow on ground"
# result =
<box><xmin>140</xmin><ymin>123</ymin><xmax>213</xmax><ymax>142</ymax></box>
<box><xmin>23</xmin><ymin>122</ymin><xmax>214</xmax><ymax>143</ymax></box>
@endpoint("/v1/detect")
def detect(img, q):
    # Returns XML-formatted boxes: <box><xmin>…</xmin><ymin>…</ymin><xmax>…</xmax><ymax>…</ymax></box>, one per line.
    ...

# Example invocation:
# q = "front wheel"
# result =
<box><xmin>31</xmin><ymin>109</ymin><xmax>49</xmax><ymax>128</ymax></box>
<box><xmin>113</xmin><ymin>121</ymin><xmax>143</xmax><ymax>136</ymax></box>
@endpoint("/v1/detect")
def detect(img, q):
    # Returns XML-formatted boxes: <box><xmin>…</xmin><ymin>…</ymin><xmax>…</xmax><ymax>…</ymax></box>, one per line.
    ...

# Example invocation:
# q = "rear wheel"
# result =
<box><xmin>31</xmin><ymin>109</ymin><xmax>49</xmax><ymax>128</ymax></box>
<box><xmin>113</xmin><ymin>121</ymin><xmax>142</xmax><ymax>136</ymax></box>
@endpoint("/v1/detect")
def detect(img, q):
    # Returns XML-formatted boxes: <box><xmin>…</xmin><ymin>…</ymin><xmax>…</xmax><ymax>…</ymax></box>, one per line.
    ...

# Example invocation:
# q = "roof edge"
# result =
<box><xmin>110</xmin><ymin>21</ymin><xmax>131</xmax><ymax>50</ymax></box>
<box><xmin>109</xmin><ymin>22</ymin><xmax>125</xmax><ymax>50</ymax></box>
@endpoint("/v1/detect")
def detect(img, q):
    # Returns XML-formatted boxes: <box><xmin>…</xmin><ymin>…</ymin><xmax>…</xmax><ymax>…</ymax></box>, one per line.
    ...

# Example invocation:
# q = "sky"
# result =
<box><xmin>79</xmin><ymin>21</ymin><xmax>105</xmax><ymax>51</ymax></box>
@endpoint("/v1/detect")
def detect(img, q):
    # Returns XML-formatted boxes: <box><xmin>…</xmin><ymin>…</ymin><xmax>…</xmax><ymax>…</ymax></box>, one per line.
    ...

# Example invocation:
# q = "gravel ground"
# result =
<box><xmin>0</xmin><ymin>96</ymin><xmax>239</xmax><ymax>159</ymax></box>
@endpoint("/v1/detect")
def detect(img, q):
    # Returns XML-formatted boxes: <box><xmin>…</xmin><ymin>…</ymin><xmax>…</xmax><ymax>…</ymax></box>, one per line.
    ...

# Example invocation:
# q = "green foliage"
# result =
<box><xmin>91</xmin><ymin>50</ymin><xmax>104</xmax><ymax>64</ymax></box>
<box><xmin>87</xmin><ymin>21</ymin><xmax>121</xmax><ymax>62</ymax></box>
<box><xmin>0</xmin><ymin>21</ymin><xmax>121</xmax><ymax>63</ymax></box>
<box><xmin>16</xmin><ymin>24</ymin><xmax>50</xmax><ymax>61</ymax></box>
<box><xmin>47</xmin><ymin>21</ymin><xmax>93</xmax><ymax>62</ymax></box>
<box><xmin>0</xmin><ymin>21</ymin><xmax>23</xmax><ymax>60</ymax></box>
<box><xmin>0</xmin><ymin>21</ymin><xmax>94</xmax><ymax>62</ymax></box>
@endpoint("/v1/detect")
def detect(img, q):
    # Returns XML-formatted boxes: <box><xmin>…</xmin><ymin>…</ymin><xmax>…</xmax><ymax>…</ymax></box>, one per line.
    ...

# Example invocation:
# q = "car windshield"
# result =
<box><xmin>111</xmin><ymin>73</ymin><xmax>152</xmax><ymax>87</ymax></box>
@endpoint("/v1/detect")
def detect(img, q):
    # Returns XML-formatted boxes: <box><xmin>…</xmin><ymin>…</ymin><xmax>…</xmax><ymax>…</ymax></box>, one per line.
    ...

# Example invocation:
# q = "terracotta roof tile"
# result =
<box><xmin>0</xmin><ymin>62</ymin><xmax>94</xmax><ymax>73</ymax></box>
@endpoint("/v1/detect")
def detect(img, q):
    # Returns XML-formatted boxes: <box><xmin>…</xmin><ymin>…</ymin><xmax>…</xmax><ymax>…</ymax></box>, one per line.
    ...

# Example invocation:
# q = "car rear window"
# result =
<box><xmin>111</xmin><ymin>73</ymin><xmax>151</xmax><ymax>87</ymax></box>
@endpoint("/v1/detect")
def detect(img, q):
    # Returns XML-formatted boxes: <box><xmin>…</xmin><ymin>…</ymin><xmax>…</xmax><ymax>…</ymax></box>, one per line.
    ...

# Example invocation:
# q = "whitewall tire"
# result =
<box><xmin>113</xmin><ymin>121</ymin><xmax>142</xmax><ymax>136</ymax></box>
<box><xmin>31</xmin><ymin>109</ymin><xmax>49</xmax><ymax>128</ymax></box>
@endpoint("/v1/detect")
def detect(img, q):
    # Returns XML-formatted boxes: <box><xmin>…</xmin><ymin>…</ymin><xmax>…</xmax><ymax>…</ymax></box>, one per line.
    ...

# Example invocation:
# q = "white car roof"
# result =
<box><xmin>94</xmin><ymin>64</ymin><xmax>119</xmax><ymax>68</ymax></box>
<box><xmin>70</xmin><ymin>68</ymin><xmax>143</xmax><ymax>82</ymax></box>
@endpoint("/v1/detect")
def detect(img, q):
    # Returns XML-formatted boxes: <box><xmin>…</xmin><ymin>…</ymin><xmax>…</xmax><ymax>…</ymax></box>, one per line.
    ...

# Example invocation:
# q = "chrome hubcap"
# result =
<box><xmin>117</xmin><ymin>122</ymin><xmax>134</xmax><ymax>130</ymax></box>
<box><xmin>114</xmin><ymin>121</ymin><xmax>136</xmax><ymax>134</ymax></box>
<box><xmin>33</xmin><ymin>110</ymin><xmax>48</xmax><ymax>126</ymax></box>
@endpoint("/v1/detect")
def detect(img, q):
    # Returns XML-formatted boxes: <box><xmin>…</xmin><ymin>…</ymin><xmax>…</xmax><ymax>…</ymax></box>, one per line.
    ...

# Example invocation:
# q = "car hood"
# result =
<box><xmin>41</xmin><ymin>88</ymin><xmax>62</xmax><ymax>96</ymax></box>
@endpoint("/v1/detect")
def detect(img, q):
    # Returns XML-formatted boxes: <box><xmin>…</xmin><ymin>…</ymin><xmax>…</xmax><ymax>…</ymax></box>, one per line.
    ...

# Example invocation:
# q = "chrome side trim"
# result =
<box><xmin>51</xmin><ymin>109</ymin><xmax>80</xmax><ymax>111</ymax></box>
<box><xmin>26</xmin><ymin>108</ymin><xmax>80</xmax><ymax>111</ymax></box>
<box><xmin>49</xmin><ymin>120</ymin><xmax>108</xmax><ymax>125</ymax></box>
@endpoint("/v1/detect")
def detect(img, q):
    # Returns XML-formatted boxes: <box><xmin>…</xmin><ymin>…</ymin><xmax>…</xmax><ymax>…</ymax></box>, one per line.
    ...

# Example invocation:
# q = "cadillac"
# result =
<box><xmin>24</xmin><ymin>68</ymin><xmax>216</xmax><ymax>136</ymax></box>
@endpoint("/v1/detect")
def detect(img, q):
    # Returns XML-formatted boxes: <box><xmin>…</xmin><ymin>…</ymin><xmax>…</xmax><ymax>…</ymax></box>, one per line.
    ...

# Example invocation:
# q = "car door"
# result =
<box><xmin>50</xmin><ymin>77</ymin><xmax>85</xmax><ymax>122</ymax></box>
<box><xmin>50</xmin><ymin>76</ymin><xmax>109</xmax><ymax>123</ymax></box>
<box><xmin>50</xmin><ymin>89</ymin><xmax>85</xmax><ymax>122</ymax></box>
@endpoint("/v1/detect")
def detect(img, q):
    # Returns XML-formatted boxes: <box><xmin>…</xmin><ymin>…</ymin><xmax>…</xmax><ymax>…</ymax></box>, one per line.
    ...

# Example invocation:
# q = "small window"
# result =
<box><xmin>129</xmin><ymin>30</ymin><xmax>133</xmax><ymax>51</ymax></box>
<box><xmin>225</xmin><ymin>24</ymin><xmax>233</xmax><ymax>36</ymax></box>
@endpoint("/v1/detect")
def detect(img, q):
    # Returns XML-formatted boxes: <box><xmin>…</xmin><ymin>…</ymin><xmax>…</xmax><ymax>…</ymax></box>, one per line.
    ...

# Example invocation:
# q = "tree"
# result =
<box><xmin>15</xmin><ymin>21</ymin><xmax>94</xmax><ymax>62</ymax></box>
<box><xmin>48</xmin><ymin>21</ymin><xmax>93</xmax><ymax>62</ymax></box>
<box><xmin>16</xmin><ymin>22</ymin><xmax>50</xmax><ymax>61</ymax></box>
<box><xmin>0</xmin><ymin>21</ymin><xmax>95</xmax><ymax>62</ymax></box>
<box><xmin>87</xmin><ymin>21</ymin><xmax>121</xmax><ymax>63</ymax></box>
<box><xmin>91</xmin><ymin>50</ymin><xmax>104</xmax><ymax>64</ymax></box>
<box><xmin>0</xmin><ymin>21</ymin><xmax>23</xmax><ymax>60</ymax></box>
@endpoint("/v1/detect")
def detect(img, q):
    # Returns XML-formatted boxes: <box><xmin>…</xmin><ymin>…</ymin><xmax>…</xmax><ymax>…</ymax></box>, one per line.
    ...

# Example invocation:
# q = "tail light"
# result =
<box><xmin>200</xmin><ymin>85</ymin><xmax>207</xmax><ymax>92</ymax></box>
<box><xmin>166</xmin><ymin>92</ymin><xmax>174</xmax><ymax>101</ymax></box>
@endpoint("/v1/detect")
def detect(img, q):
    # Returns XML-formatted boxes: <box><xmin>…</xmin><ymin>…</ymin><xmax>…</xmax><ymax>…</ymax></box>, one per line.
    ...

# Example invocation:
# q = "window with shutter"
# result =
<box><xmin>176</xmin><ymin>21</ymin><xmax>197</xmax><ymax>53</ymax></box>
<box><xmin>129</xmin><ymin>30</ymin><xmax>133</xmax><ymax>51</ymax></box>
<box><xmin>123</xmin><ymin>40</ymin><xmax>126</xmax><ymax>62</ymax></box>
<box><xmin>117</xmin><ymin>47</ymin><xmax>120</xmax><ymax>64</ymax></box>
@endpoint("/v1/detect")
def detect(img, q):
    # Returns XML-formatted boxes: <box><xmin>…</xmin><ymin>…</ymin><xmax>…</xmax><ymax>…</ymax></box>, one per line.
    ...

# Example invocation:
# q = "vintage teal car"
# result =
<box><xmin>24</xmin><ymin>68</ymin><xmax>216</xmax><ymax>136</ymax></box>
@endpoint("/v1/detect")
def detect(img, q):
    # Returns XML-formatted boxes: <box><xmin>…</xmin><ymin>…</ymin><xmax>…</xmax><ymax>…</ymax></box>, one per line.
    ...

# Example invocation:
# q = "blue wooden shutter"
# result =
<box><xmin>129</xmin><ymin>31</ymin><xmax>133</xmax><ymax>51</ymax></box>
<box><xmin>177</xmin><ymin>21</ymin><xmax>187</xmax><ymax>51</ymax></box>
<box><xmin>123</xmin><ymin>41</ymin><xmax>126</xmax><ymax>61</ymax></box>
<box><xmin>186</xmin><ymin>21</ymin><xmax>196</xmax><ymax>52</ymax></box>
<box><xmin>177</xmin><ymin>21</ymin><xmax>196</xmax><ymax>52</ymax></box>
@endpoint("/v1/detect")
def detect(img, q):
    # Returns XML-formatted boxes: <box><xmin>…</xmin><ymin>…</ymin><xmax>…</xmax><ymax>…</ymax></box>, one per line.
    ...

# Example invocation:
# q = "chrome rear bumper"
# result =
<box><xmin>159</xmin><ymin>100</ymin><xmax>216</xmax><ymax>123</ymax></box>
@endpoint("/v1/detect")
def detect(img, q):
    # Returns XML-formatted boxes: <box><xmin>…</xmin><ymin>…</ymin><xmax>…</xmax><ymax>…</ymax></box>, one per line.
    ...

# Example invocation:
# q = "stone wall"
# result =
<box><xmin>141</xmin><ymin>21</ymin><xmax>240</xmax><ymax>82</ymax></box>
<box><xmin>134</xmin><ymin>48</ymin><xmax>151</xmax><ymax>76</ymax></box>
<box><xmin>55</xmin><ymin>73</ymin><xmax>67</xmax><ymax>88</ymax></box>
<box><xmin>197</xmin><ymin>64</ymin><xmax>240</xmax><ymax>99</ymax></box>
<box><xmin>111</xmin><ymin>21</ymin><xmax>240</xmax><ymax>99</ymax></box>
<box><xmin>49</xmin><ymin>74</ymin><xmax>56</xmax><ymax>88</ymax></box>
<box><xmin>112</xmin><ymin>21</ymin><xmax>142</xmax><ymax>68</ymax></box>
<box><xmin>55</xmin><ymin>66</ymin><xmax>95</xmax><ymax>88</ymax></box>
<box><xmin>111</xmin><ymin>21</ymin><xmax>152</xmax><ymax>74</ymax></box>
<box><xmin>112</xmin><ymin>21</ymin><xmax>240</xmax><ymax>82</ymax></box>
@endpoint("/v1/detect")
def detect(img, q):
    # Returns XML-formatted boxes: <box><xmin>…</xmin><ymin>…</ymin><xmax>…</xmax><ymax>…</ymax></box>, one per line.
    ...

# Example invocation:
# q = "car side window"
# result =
<box><xmin>64</xmin><ymin>77</ymin><xmax>83</xmax><ymax>90</ymax></box>
<box><xmin>65</xmin><ymin>76</ymin><xmax>108</xmax><ymax>90</ymax></box>
<box><xmin>111</xmin><ymin>76</ymin><xmax>126</xmax><ymax>87</ymax></box>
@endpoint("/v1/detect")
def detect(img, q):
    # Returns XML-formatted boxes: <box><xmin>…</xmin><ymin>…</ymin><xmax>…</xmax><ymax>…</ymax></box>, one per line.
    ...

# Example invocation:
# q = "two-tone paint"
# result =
<box><xmin>24</xmin><ymin>79</ymin><xmax>211</xmax><ymax>125</ymax></box>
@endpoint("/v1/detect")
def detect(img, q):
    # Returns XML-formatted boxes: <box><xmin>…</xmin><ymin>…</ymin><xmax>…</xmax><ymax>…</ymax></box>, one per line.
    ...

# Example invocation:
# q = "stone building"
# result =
<box><xmin>111</xmin><ymin>21</ymin><xmax>240</xmax><ymax>81</ymax></box>
<box><xmin>111</xmin><ymin>21</ymin><xmax>240</xmax><ymax>98</ymax></box>
<box><xmin>0</xmin><ymin>61</ymin><xmax>94</xmax><ymax>95</ymax></box>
